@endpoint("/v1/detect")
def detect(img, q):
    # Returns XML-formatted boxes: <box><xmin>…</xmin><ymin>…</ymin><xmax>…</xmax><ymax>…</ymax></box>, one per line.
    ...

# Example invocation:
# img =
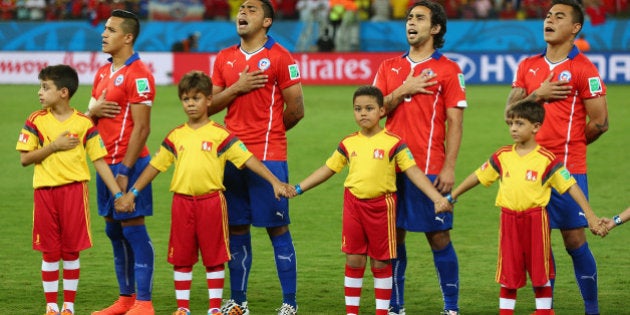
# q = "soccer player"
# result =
<box><xmin>86</xmin><ymin>9</ymin><xmax>157</xmax><ymax>315</ymax></box>
<box><xmin>372</xmin><ymin>1</ymin><xmax>466</xmax><ymax>314</ymax></box>
<box><xmin>210</xmin><ymin>0</ymin><xmax>305</xmax><ymax>314</ymax></box>
<box><xmin>16</xmin><ymin>64</ymin><xmax>123</xmax><ymax>315</ymax></box>
<box><xmin>291</xmin><ymin>85</ymin><xmax>451</xmax><ymax>315</ymax></box>
<box><xmin>505</xmin><ymin>1</ymin><xmax>609</xmax><ymax>314</ymax></box>
<box><xmin>115</xmin><ymin>71</ymin><xmax>294</xmax><ymax>315</ymax></box>
<box><xmin>440</xmin><ymin>100</ymin><xmax>606</xmax><ymax>315</ymax></box>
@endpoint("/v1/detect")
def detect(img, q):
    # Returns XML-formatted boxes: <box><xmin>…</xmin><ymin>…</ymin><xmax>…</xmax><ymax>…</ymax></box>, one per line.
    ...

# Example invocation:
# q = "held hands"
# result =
<box><xmin>586</xmin><ymin>216</ymin><xmax>608</xmax><ymax>237</ymax></box>
<box><xmin>534</xmin><ymin>72</ymin><xmax>572</xmax><ymax>102</ymax></box>
<box><xmin>599</xmin><ymin>217</ymin><xmax>617</xmax><ymax>233</ymax></box>
<box><xmin>89</xmin><ymin>89</ymin><xmax>121</xmax><ymax>118</ymax></box>
<box><xmin>114</xmin><ymin>192</ymin><xmax>136</xmax><ymax>213</ymax></box>
<box><xmin>273</xmin><ymin>182</ymin><xmax>298</xmax><ymax>200</ymax></box>
<box><xmin>51</xmin><ymin>131</ymin><xmax>80</xmax><ymax>152</ymax></box>
<box><xmin>434</xmin><ymin>196</ymin><xmax>453</xmax><ymax>213</ymax></box>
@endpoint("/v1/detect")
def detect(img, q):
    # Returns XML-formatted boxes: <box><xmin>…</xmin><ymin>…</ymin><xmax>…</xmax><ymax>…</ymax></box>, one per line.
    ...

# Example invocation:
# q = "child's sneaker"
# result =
<box><xmin>220</xmin><ymin>300</ymin><xmax>249</xmax><ymax>315</ymax></box>
<box><xmin>276</xmin><ymin>303</ymin><xmax>297</xmax><ymax>315</ymax></box>
<box><xmin>172</xmin><ymin>307</ymin><xmax>191</xmax><ymax>315</ymax></box>
<box><xmin>45</xmin><ymin>306</ymin><xmax>60</xmax><ymax>315</ymax></box>
<box><xmin>389</xmin><ymin>307</ymin><xmax>406</xmax><ymax>315</ymax></box>
<box><xmin>440</xmin><ymin>310</ymin><xmax>460</xmax><ymax>315</ymax></box>
<box><xmin>126</xmin><ymin>300</ymin><xmax>155</xmax><ymax>315</ymax></box>
<box><xmin>92</xmin><ymin>294</ymin><xmax>136</xmax><ymax>315</ymax></box>
<box><xmin>208</xmin><ymin>308</ymin><xmax>223</xmax><ymax>314</ymax></box>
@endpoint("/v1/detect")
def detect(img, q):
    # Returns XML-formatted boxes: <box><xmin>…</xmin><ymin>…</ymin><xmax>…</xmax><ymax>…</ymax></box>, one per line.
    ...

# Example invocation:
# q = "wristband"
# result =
<box><xmin>445</xmin><ymin>193</ymin><xmax>457</xmax><ymax>204</ymax></box>
<box><xmin>118</xmin><ymin>164</ymin><xmax>131</xmax><ymax>177</ymax></box>
<box><xmin>130</xmin><ymin>187</ymin><xmax>139</xmax><ymax>197</ymax></box>
<box><xmin>114</xmin><ymin>192</ymin><xmax>123</xmax><ymax>200</ymax></box>
<box><xmin>295</xmin><ymin>184</ymin><xmax>303</xmax><ymax>195</ymax></box>
<box><xmin>614</xmin><ymin>215</ymin><xmax>623</xmax><ymax>226</ymax></box>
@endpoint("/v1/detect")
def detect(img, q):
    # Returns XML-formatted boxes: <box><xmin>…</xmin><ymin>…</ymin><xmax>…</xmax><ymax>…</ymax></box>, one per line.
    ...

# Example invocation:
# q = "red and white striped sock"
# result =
<box><xmin>174</xmin><ymin>266</ymin><xmax>193</xmax><ymax>311</ymax></box>
<box><xmin>62</xmin><ymin>253</ymin><xmax>80</xmax><ymax>313</ymax></box>
<box><xmin>499</xmin><ymin>285</ymin><xmax>517</xmax><ymax>315</ymax></box>
<box><xmin>372</xmin><ymin>265</ymin><xmax>392</xmax><ymax>315</ymax></box>
<box><xmin>42</xmin><ymin>258</ymin><xmax>60</xmax><ymax>312</ymax></box>
<box><xmin>206</xmin><ymin>264</ymin><xmax>225</xmax><ymax>311</ymax></box>
<box><xmin>534</xmin><ymin>281</ymin><xmax>553</xmax><ymax>314</ymax></box>
<box><xmin>344</xmin><ymin>264</ymin><xmax>365</xmax><ymax>315</ymax></box>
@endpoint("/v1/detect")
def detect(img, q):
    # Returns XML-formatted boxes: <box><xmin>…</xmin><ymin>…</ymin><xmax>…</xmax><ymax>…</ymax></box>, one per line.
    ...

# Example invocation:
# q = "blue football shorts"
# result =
<box><xmin>96</xmin><ymin>155</ymin><xmax>153</xmax><ymax>220</ymax></box>
<box><xmin>547</xmin><ymin>174</ymin><xmax>589</xmax><ymax>230</ymax></box>
<box><xmin>223</xmin><ymin>160</ymin><xmax>289</xmax><ymax>227</ymax></box>
<box><xmin>396</xmin><ymin>173</ymin><xmax>453</xmax><ymax>232</ymax></box>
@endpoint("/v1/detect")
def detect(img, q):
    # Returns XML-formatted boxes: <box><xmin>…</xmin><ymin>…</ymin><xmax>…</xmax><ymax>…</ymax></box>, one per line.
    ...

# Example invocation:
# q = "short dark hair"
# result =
<box><xmin>353</xmin><ymin>86</ymin><xmax>384</xmax><ymax>107</ymax></box>
<box><xmin>111</xmin><ymin>9</ymin><xmax>140</xmax><ymax>44</ymax></box>
<box><xmin>38</xmin><ymin>65</ymin><xmax>79</xmax><ymax>98</ymax></box>
<box><xmin>550</xmin><ymin>0</ymin><xmax>584</xmax><ymax>34</ymax></box>
<box><xmin>407</xmin><ymin>0</ymin><xmax>447</xmax><ymax>49</ymax></box>
<box><xmin>259</xmin><ymin>0</ymin><xmax>275</xmax><ymax>31</ymax></box>
<box><xmin>506</xmin><ymin>101</ymin><xmax>545</xmax><ymax>124</ymax></box>
<box><xmin>178</xmin><ymin>71</ymin><xmax>213</xmax><ymax>99</ymax></box>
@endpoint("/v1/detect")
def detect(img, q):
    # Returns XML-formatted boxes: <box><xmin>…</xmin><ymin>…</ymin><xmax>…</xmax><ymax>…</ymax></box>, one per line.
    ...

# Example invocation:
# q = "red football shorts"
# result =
<box><xmin>496</xmin><ymin>207</ymin><xmax>555</xmax><ymax>289</ymax></box>
<box><xmin>33</xmin><ymin>181</ymin><xmax>92</xmax><ymax>253</ymax></box>
<box><xmin>168</xmin><ymin>192</ymin><xmax>230</xmax><ymax>267</ymax></box>
<box><xmin>341</xmin><ymin>188</ymin><xmax>397</xmax><ymax>261</ymax></box>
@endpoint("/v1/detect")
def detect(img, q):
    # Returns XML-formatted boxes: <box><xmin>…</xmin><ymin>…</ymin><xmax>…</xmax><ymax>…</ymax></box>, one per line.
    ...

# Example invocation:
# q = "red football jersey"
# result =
<box><xmin>513</xmin><ymin>46</ymin><xmax>606</xmax><ymax>173</ymax></box>
<box><xmin>373</xmin><ymin>51</ymin><xmax>467</xmax><ymax>174</ymax></box>
<box><xmin>91</xmin><ymin>53</ymin><xmax>155</xmax><ymax>164</ymax></box>
<box><xmin>212</xmin><ymin>36</ymin><xmax>301</xmax><ymax>161</ymax></box>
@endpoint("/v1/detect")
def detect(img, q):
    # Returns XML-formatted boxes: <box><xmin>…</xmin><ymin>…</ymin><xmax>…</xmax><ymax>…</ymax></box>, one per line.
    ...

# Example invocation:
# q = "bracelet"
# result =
<box><xmin>118</xmin><ymin>164</ymin><xmax>131</xmax><ymax>177</ymax></box>
<box><xmin>613</xmin><ymin>215</ymin><xmax>623</xmax><ymax>226</ymax></box>
<box><xmin>130</xmin><ymin>187</ymin><xmax>139</xmax><ymax>197</ymax></box>
<box><xmin>445</xmin><ymin>193</ymin><xmax>457</xmax><ymax>204</ymax></box>
<box><xmin>295</xmin><ymin>184</ymin><xmax>303</xmax><ymax>195</ymax></box>
<box><xmin>114</xmin><ymin>192</ymin><xmax>123</xmax><ymax>200</ymax></box>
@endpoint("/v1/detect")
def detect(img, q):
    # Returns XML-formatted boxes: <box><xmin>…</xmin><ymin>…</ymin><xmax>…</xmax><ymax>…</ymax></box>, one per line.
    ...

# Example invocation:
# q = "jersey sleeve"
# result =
<box><xmin>85</xmin><ymin>125</ymin><xmax>108</xmax><ymax>161</ymax></box>
<box><xmin>275</xmin><ymin>50</ymin><xmax>301</xmax><ymax>90</ymax></box>
<box><xmin>576</xmin><ymin>60</ymin><xmax>606</xmax><ymax>100</ymax></box>
<box><xmin>221</xmin><ymin>135</ymin><xmax>254</xmax><ymax>169</ymax></box>
<box><xmin>372</xmin><ymin>60</ymin><xmax>388</xmax><ymax>93</ymax></box>
<box><xmin>325</xmin><ymin>142</ymin><xmax>348</xmax><ymax>173</ymax></box>
<box><xmin>442</xmin><ymin>61</ymin><xmax>468</xmax><ymax>109</ymax></box>
<box><xmin>475</xmin><ymin>154</ymin><xmax>500</xmax><ymax>187</ymax></box>
<box><xmin>149</xmin><ymin>137</ymin><xmax>176</xmax><ymax>172</ymax></box>
<box><xmin>15</xmin><ymin>119</ymin><xmax>40</xmax><ymax>152</ymax></box>
<box><xmin>545</xmin><ymin>161</ymin><xmax>577</xmax><ymax>194</ymax></box>
<box><xmin>212</xmin><ymin>51</ymin><xmax>226</xmax><ymax>88</ymax></box>
<box><xmin>393</xmin><ymin>142</ymin><xmax>416</xmax><ymax>172</ymax></box>
<box><xmin>125</xmin><ymin>65</ymin><xmax>155</xmax><ymax>106</ymax></box>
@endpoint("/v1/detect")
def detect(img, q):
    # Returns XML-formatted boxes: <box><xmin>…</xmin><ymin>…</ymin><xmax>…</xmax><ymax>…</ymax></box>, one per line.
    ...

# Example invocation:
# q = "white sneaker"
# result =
<box><xmin>388</xmin><ymin>307</ymin><xmax>406</xmax><ymax>315</ymax></box>
<box><xmin>440</xmin><ymin>310</ymin><xmax>460</xmax><ymax>315</ymax></box>
<box><xmin>220</xmin><ymin>299</ymin><xmax>250</xmax><ymax>315</ymax></box>
<box><xmin>276</xmin><ymin>303</ymin><xmax>297</xmax><ymax>315</ymax></box>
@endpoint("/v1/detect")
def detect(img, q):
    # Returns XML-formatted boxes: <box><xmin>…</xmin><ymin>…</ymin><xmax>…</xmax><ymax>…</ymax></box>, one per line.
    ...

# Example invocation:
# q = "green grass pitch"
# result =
<box><xmin>1</xmin><ymin>84</ymin><xmax>628</xmax><ymax>314</ymax></box>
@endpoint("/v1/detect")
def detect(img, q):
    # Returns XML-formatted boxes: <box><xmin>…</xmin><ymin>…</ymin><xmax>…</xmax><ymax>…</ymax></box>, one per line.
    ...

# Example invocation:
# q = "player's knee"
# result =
<box><xmin>43</xmin><ymin>251</ymin><xmax>61</xmax><ymax>262</ymax></box>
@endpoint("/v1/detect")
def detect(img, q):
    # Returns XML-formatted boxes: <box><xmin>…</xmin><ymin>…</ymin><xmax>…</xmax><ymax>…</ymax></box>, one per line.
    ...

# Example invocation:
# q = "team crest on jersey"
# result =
<box><xmin>201</xmin><ymin>141</ymin><xmax>213</xmax><ymax>152</ymax></box>
<box><xmin>18</xmin><ymin>133</ymin><xmax>29</xmax><ymax>143</ymax></box>
<box><xmin>588</xmin><ymin>77</ymin><xmax>602</xmax><ymax>94</ymax></box>
<box><xmin>373</xmin><ymin>149</ymin><xmax>385</xmax><ymax>159</ymax></box>
<box><xmin>558</xmin><ymin>71</ymin><xmax>572</xmax><ymax>82</ymax></box>
<box><xmin>525</xmin><ymin>170</ymin><xmax>538</xmax><ymax>181</ymax></box>
<box><xmin>136</xmin><ymin>78</ymin><xmax>151</xmax><ymax>94</ymax></box>
<box><xmin>258</xmin><ymin>58</ymin><xmax>271</xmax><ymax>71</ymax></box>
<box><xmin>114</xmin><ymin>74</ymin><xmax>124</xmax><ymax>86</ymax></box>
<box><xmin>288</xmin><ymin>64</ymin><xmax>300</xmax><ymax>80</ymax></box>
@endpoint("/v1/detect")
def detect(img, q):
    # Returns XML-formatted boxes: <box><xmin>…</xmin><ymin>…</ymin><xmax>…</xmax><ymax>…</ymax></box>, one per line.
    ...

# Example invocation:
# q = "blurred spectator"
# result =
<box><xmin>204</xmin><ymin>0</ymin><xmax>230</xmax><ymax>19</ymax></box>
<box><xmin>329</xmin><ymin>0</ymin><xmax>359</xmax><ymax>51</ymax></box>
<box><xmin>0</xmin><ymin>0</ymin><xmax>16</xmax><ymax>20</ymax></box>
<box><xmin>473</xmin><ymin>0</ymin><xmax>495</xmax><ymax>18</ymax></box>
<box><xmin>574</xmin><ymin>33</ymin><xmax>591</xmax><ymax>52</ymax></box>
<box><xmin>520</xmin><ymin>0</ymin><xmax>548</xmax><ymax>18</ymax></box>
<box><xmin>498</xmin><ymin>0</ymin><xmax>517</xmax><ymax>19</ymax></box>
<box><xmin>171</xmin><ymin>32</ymin><xmax>201</xmax><ymax>52</ymax></box>
<box><xmin>296</xmin><ymin>0</ymin><xmax>329</xmax><ymax>51</ymax></box>
<box><xmin>25</xmin><ymin>0</ymin><xmax>45</xmax><ymax>20</ymax></box>
<box><xmin>390</xmin><ymin>0</ymin><xmax>407</xmax><ymax>18</ymax></box>
<box><xmin>316</xmin><ymin>23</ymin><xmax>335</xmax><ymax>51</ymax></box>
<box><xmin>356</xmin><ymin>0</ymin><xmax>370</xmax><ymax>20</ymax></box>
<box><xmin>370</xmin><ymin>0</ymin><xmax>389</xmax><ymax>20</ymax></box>
<box><xmin>276</xmin><ymin>0</ymin><xmax>298</xmax><ymax>19</ymax></box>
<box><xmin>584</xmin><ymin>0</ymin><xmax>606</xmax><ymax>25</ymax></box>
<box><xmin>228</xmin><ymin>0</ymin><xmax>240</xmax><ymax>20</ymax></box>
<box><xmin>15</xmin><ymin>0</ymin><xmax>28</xmax><ymax>19</ymax></box>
